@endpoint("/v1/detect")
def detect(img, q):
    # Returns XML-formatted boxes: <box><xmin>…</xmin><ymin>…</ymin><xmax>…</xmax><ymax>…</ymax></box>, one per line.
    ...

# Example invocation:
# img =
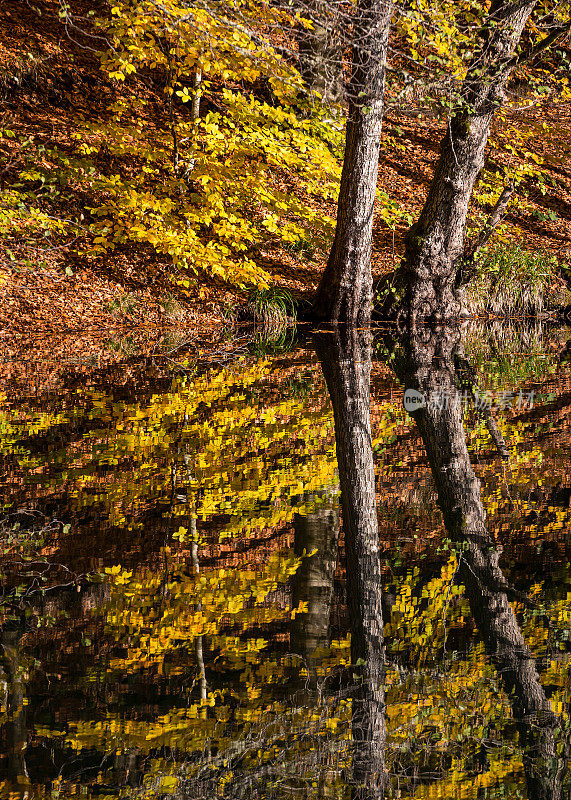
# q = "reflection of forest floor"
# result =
<box><xmin>1</xmin><ymin>2</ymin><xmax>570</xmax><ymax>333</ymax></box>
<box><xmin>0</xmin><ymin>325</ymin><xmax>226</xmax><ymax>402</ymax></box>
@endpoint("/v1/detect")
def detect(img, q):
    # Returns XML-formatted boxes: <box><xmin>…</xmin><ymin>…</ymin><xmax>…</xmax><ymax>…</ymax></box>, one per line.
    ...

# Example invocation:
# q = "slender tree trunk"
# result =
<box><xmin>398</xmin><ymin>0</ymin><xmax>537</xmax><ymax>322</ymax></box>
<box><xmin>317</xmin><ymin>328</ymin><xmax>387</xmax><ymax>799</ymax></box>
<box><xmin>0</xmin><ymin>629</ymin><xmax>29</xmax><ymax>787</ymax></box>
<box><xmin>311</xmin><ymin>0</ymin><xmax>391</xmax><ymax>324</ymax></box>
<box><xmin>191</xmin><ymin>69</ymin><xmax>202</xmax><ymax>123</ymax></box>
<box><xmin>295</xmin><ymin>0</ymin><xmax>344</xmax><ymax>103</ymax></box>
<box><xmin>392</xmin><ymin>326</ymin><xmax>567</xmax><ymax>800</ymax></box>
<box><xmin>291</xmin><ymin>491</ymin><xmax>340</xmax><ymax>687</ymax></box>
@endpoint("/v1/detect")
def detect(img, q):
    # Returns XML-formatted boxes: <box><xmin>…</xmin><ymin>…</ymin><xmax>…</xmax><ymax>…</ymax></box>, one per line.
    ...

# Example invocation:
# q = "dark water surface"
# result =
<box><xmin>1</xmin><ymin>324</ymin><xmax>570</xmax><ymax>799</ymax></box>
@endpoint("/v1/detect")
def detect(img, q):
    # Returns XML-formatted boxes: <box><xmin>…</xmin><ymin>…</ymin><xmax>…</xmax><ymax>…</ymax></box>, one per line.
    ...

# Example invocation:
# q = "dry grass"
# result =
<box><xmin>465</xmin><ymin>243</ymin><xmax>567</xmax><ymax>316</ymax></box>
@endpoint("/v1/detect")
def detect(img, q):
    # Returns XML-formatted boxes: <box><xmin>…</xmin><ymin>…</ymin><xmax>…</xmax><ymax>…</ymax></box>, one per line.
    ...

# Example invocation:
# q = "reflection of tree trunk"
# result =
<box><xmin>291</xmin><ymin>491</ymin><xmax>340</xmax><ymax>687</ymax></box>
<box><xmin>190</xmin><ymin>517</ymin><xmax>207</xmax><ymax>705</ymax></box>
<box><xmin>393</xmin><ymin>326</ymin><xmax>567</xmax><ymax>800</ymax></box>
<box><xmin>316</xmin><ymin>328</ymin><xmax>387</xmax><ymax>800</ymax></box>
<box><xmin>0</xmin><ymin>629</ymin><xmax>29</xmax><ymax>786</ymax></box>
<box><xmin>176</xmin><ymin>449</ymin><xmax>207</xmax><ymax>705</ymax></box>
<box><xmin>112</xmin><ymin>749</ymin><xmax>139</xmax><ymax>789</ymax></box>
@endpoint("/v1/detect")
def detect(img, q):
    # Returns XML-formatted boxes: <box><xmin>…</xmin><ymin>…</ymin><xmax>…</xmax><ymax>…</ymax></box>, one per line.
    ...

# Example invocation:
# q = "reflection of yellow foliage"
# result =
<box><xmin>105</xmin><ymin>549</ymin><xmax>303</xmax><ymax>670</ymax></box>
<box><xmin>3</xmin><ymin>358</ymin><xmax>338</xmax><ymax>540</ymax></box>
<box><xmin>26</xmin><ymin>548</ymin><xmax>570</xmax><ymax>800</ymax></box>
<box><xmin>5</xmin><ymin>357</ymin><xmax>571</xmax><ymax>800</ymax></box>
<box><xmin>386</xmin><ymin>554</ymin><xmax>464</xmax><ymax>660</ymax></box>
<box><xmin>41</xmin><ymin>550</ymin><xmax>354</xmax><ymax>798</ymax></box>
<box><xmin>0</xmin><ymin>408</ymin><xmax>72</xmax><ymax>455</ymax></box>
<box><xmin>399</xmin><ymin>754</ymin><xmax>525</xmax><ymax>799</ymax></box>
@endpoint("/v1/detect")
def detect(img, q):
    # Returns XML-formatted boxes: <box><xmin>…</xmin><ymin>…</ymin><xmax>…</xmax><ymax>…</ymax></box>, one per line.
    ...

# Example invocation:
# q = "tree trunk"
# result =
<box><xmin>310</xmin><ymin>0</ymin><xmax>391</xmax><ymax>324</ymax></box>
<box><xmin>291</xmin><ymin>491</ymin><xmax>340</xmax><ymax>687</ymax></box>
<box><xmin>316</xmin><ymin>328</ymin><xmax>387</xmax><ymax>799</ymax></box>
<box><xmin>0</xmin><ymin>629</ymin><xmax>30</xmax><ymax>787</ymax></box>
<box><xmin>398</xmin><ymin>0</ymin><xmax>537</xmax><ymax>322</ymax></box>
<box><xmin>295</xmin><ymin>0</ymin><xmax>345</xmax><ymax>103</ymax></box>
<box><xmin>392</xmin><ymin>326</ymin><xmax>567</xmax><ymax>800</ymax></box>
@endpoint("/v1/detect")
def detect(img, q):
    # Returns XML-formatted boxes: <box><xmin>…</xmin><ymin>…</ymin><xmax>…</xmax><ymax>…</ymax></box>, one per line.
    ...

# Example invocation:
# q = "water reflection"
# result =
<box><xmin>317</xmin><ymin>328</ymin><xmax>387</xmax><ymax>799</ymax></box>
<box><xmin>291</xmin><ymin>491</ymin><xmax>339</xmax><ymax>687</ymax></box>
<box><xmin>0</xmin><ymin>326</ymin><xmax>569</xmax><ymax>799</ymax></box>
<box><xmin>0</xmin><ymin>623</ymin><xmax>29</xmax><ymax>788</ymax></box>
<box><xmin>390</xmin><ymin>325</ymin><xmax>568</xmax><ymax>800</ymax></box>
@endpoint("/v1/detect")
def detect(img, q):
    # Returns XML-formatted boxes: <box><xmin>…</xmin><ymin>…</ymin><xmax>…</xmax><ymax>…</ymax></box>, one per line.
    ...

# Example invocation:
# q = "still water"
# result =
<box><xmin>0</xmin><ymin>323</ymin><xmax>570</xmax><ymax>799</ymax></box>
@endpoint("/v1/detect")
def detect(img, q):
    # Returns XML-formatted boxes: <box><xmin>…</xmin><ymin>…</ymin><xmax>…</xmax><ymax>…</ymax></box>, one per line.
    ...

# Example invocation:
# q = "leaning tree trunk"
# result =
<box><xmin>395</xmin><ymin>0</ymin><xmax>537</xmax><ymax>323</ymax></box>
<box><xmin>316</xmin><ymin>328</ymin><xmax>387</xmax><ymax>799</ymax></box>
<box><xmin>392</xmin><ymin>326</ymin><xmax>567</xmax><ymax>800</ymax></box>
<box><xmin>310</xmin><ymin>0</ymin><xmax>391</xmax><ymax>324</ymax></box>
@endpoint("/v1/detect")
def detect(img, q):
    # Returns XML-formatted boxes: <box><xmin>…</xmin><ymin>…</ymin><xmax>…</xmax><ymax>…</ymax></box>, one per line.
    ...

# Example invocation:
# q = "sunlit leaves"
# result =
<box><xmin>104</xmin><ymin>550</ymin><xmax>303</xmax><ymax>671</ymax></box>
<box><xmin>83</xmin><ymin>0</ymin><xmax>343</xmax><ymax>287</ymax></box>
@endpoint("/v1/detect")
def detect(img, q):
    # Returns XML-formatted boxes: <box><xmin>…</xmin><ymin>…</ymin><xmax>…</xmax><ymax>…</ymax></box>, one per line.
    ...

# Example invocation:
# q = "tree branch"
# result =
<box><xmin>457</xmin><ymin>180</ymin><xmax>516</xmax><ymax>288</ymax></box>
<box><xmin>507</xmin><ymin>19</ymin><xmax>571</xmax><ymax>72</ymax></box>
<box><xmin>470</xmin><ymin>180</ymin><xmax>515</xmax><ymax>259</ymax></box>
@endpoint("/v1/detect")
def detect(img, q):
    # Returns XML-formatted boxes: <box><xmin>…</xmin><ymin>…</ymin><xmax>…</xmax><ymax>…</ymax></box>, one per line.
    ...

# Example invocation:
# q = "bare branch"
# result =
<box><xmin>507</xmin><ymin>18</ymin><xmax>571</xmax><ymax>72</ymax></box>
<box><xmin>470</xmin><ymin>180</ymin><xmax>516</xmax><ymax>259</ymax></box>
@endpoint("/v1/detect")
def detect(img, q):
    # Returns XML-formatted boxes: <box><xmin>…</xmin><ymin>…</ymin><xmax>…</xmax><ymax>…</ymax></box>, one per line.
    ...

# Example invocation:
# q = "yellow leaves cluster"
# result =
<box><xmin>86</xmin><ymin>0</ymin><xmax>341</xmax><ymax>287</ymax></box>
<box><xmin>398</xmin><ymin>755</ymin><xmax>524</xmax><ymax>799</ymax></box>
<box><xmin>386</xmin><ymin>555</ymin><xmax>464</xmax><ymax>660</ymax></box>
<box><xmin>63</xmin><ymin>360</ymin><xmax>337</xmax><ymax>537</ymax></box>
<box><xmin>0</xmin><ymin>186</ymin><xmax>68</xmax><ymax>240</ymax></box>
<box><xmin>395</xmin><ymin>0</ymin><xmax>477</xmax><ymax>82</ymax></box>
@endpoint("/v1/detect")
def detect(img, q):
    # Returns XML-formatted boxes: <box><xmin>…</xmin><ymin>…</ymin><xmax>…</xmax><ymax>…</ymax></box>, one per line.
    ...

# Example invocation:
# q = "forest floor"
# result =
<box><xmin>1</xmin><ymin>0</ymin><xmax>570</xmax><ymax>351</ymax></box>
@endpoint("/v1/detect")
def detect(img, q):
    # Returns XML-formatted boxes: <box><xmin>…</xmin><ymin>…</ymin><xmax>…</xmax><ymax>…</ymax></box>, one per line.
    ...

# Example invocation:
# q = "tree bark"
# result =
<box><xmin>394</xmin><ymin>0</ymin><xmax>538</xmax><ymax>322</ymax></box>
<box><xmin>316</xmin><ymin>328</ymin><xmax>387</xmax><ymax>799</ymax></box>
<box><xmin>310</xmin><ymin>0</ymin><xmax>391</xmax><ymax>324</ymax></box>
<box><xmin>392</xmin><ymin>326</ymin><xmax>568</xmax><ymax>800</ymax></box>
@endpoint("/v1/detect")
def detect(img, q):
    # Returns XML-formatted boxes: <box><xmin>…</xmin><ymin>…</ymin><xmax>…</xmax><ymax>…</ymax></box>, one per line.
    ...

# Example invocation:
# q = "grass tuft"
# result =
<box><xmin>466</xmin><ymin>243</ymin><xmax>560</xmax><ymax>316</ymax></box>
<box><xmin>244</xmin><ymin>286</ymin><xmax>298</xmax><ymax>327</ymax></box>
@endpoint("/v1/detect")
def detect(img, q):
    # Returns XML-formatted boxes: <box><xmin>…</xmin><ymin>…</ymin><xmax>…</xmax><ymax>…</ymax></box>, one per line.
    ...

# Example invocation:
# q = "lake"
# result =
<box><xmin>1</xmin><ymin>322</ymin><xmax>569</xmax><ymax>799</ymax></box>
